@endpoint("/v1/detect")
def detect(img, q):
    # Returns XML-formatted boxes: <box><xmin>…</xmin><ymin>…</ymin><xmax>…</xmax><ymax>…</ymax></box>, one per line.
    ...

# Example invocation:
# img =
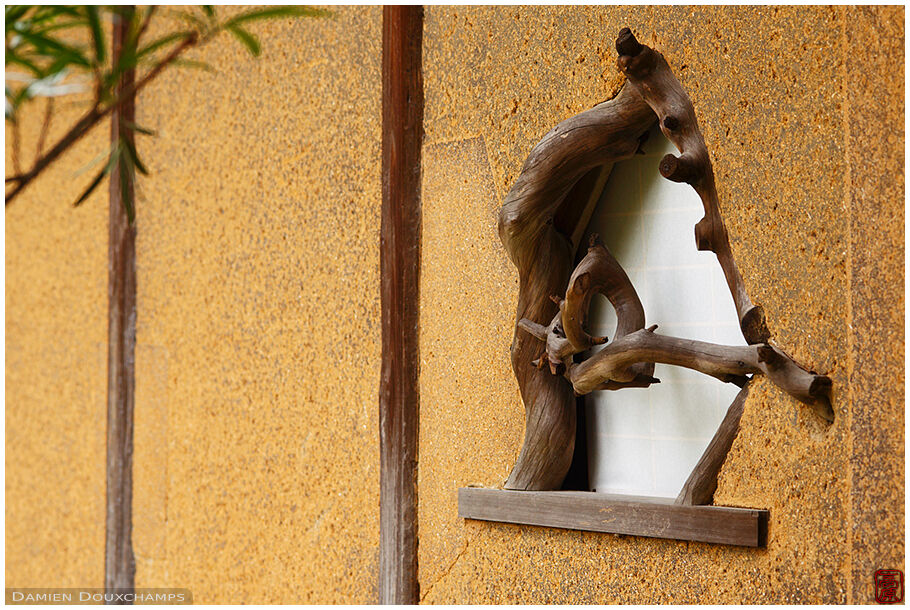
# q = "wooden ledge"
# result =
<box><xmin>458</xmin><ymin>488</ymin><xmax>768</xmax><ymax>547</ymax></box>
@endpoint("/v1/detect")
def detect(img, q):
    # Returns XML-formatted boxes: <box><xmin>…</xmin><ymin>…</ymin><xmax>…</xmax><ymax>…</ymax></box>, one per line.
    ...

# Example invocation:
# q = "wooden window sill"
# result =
<box><xmin>458</xmin><ymin>488</ymin><xmax>768</xmax><ymax>547</ymax></box>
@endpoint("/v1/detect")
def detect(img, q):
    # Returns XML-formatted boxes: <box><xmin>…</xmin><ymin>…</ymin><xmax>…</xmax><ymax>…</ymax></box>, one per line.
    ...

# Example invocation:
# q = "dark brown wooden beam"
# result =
<box><xmin>379</xmin><ymin>5</ymin><xmax>423</xmax><ymax>605</ymax></box>
<box><xmin>459</xmin><ymin>488</ymin><xmax>768</xmax><ymax>547</ymax></box>
<box><xmin>105</xmin><ymin>7</ymin><xmax>137</xmax><ymax>597</ymax></box>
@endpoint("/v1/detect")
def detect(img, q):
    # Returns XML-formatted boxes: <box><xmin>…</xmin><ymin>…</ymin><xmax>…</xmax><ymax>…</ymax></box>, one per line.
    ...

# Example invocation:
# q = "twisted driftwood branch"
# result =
<box><xmin>499</xmin><ymin>84</ymin><xmax>656</xmax><ymax>490</ymax></box>
<box><xmin>500</xmin><ymin>28</ymin><xmax>833</xmax><ymax>491</ymax></box>
<box><xmin>520</xmin><ymin>237</ymin><xmax>833</xmax><ymax>422</ymax></box>
<box><xmin>560</xmin><ymin>235</ymin><xmax>657</xmax><ymax>387</ymax></box>
<box><xmin>563</xmin><ymin>328</ymin><xmax>832</xmax><ymax>422</ymax></box>
<box><xmin>521</xmin><ymin>236</ymin><xmax>661</xmax><ymax>391</ymax></box>
<box><xmin>616</xmin><ymin>28</ymin><xmax>770</xmax><ymax>345</ymax></box>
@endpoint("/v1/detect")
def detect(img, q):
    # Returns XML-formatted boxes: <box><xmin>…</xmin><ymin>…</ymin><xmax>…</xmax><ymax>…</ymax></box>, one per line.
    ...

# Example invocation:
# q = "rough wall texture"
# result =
<box><xmin>6</xmin><ymin>101</ymin><xmax>108</xmax><ymax>585</ymax></box>
<box><xmin>845</xmin><ymin>6</ymin><xmax>905</xmax><ymax>601</ymax></box>
<box><xmin>4</xmin><ymin>5</ymin><xmax>902</xmax><ymax>605</ymax></box>
<box><xmin>418</xmin><ymin>6</ymin><xmax>903</xmax><ymax>604</ymax></box>
<box><xmin>132</xmin><ymin>6</ymin><xmax>382</xmax><ymax>603</ymax></box>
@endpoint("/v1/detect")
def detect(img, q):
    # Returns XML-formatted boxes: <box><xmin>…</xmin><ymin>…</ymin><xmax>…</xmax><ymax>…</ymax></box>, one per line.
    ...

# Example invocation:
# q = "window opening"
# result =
<box><xmin>581</xmin><ymin>124</ymin><xmax>744</xmax><ymax>497</ymax></box>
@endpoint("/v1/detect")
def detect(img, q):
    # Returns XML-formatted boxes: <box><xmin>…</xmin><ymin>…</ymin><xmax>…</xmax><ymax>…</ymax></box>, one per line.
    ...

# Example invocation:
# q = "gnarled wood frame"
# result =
<box><xmin>499</xmin><ymin>29</ymin><xmax>833</xmax><ymax>494</ymax></box>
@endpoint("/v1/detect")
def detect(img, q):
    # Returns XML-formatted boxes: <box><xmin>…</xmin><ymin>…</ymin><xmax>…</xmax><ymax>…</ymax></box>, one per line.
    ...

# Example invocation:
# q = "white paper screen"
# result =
<box><xmin>582</xmin><ymin>124</ymin><xmax>745</xmax><ymax>498</ymax></box>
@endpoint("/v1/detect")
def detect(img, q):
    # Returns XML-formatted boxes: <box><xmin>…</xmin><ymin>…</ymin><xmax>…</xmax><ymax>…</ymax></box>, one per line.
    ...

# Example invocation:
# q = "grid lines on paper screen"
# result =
<box><xmin>582</xmin><ymin>124</ymin><xmax>744</xmax><ymax>498</ymax></box>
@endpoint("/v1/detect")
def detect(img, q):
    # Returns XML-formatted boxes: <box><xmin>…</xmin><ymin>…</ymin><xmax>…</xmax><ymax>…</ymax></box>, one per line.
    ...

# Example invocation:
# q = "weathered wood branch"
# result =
<box><xmin>522</xmin><ymin>309</ymin><xmax>574</xmax><ymax>376</ymax></box>
<box><xmin>6</xmin><ymin>31</ymin><xmax>198</xmax><ymax>205</ymax></box>
<box><xmin>499</xmin><ymin>84</ymin><xmax>656</xmax><ymax>490</ymax></box>
<box><xmin>677</xmin><ymin>383</ymin><xmax>751</xmax><ymax>506</ymax></box>
<box><xmin>519</xmin><ymin>250</ymin><xmax>831</xmax><ymax>421</ymax></box>
<box><xmin>498</xmin><ymin>28</ymin><xmax>833</xmax><ymax>492</ymax></box>
<box><xmin>616</xmin><ymin>28</ymin><xmax>770</xmax><ymax>345</ymax></box>
<box><xmin>563</xmin><ymin>235</ymin><xmax>638</xmax><ymax>350</ymax></box>
<box><xmin>519</xmin><ymin>230</ymin><xmax>831</xmax><ymax>422</ymax></box>
<box><xmin>561</xmin><ymin>235</ymin><xmax>653</xmax><ymax>383</ymax></box>
<box><xmin>522</xmin><ymin>235</ymin><xmax>657</xmax><ymax>384</ymax></box>
<box><xmin>560</xmin><ymin>328</ymin><xmax>832</xmax><ymax>422</ymax></box>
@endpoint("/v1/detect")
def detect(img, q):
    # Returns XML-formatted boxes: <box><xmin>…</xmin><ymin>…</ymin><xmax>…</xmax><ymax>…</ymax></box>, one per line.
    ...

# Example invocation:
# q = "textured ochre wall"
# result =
<box><xmin>6</xmin><ymin>101</ymin><xmax>108</xmax><ymax>584</ymax></box>
<box><xmin>418</xmin><ymin>5</ymin><xmax>903</xmax><ymax>604</ymax></box>
<box><xmin>131</xmin><ymin>6</ymin><xmax>382</xmax><ymax>603</ymax></box>
<box><xmin>5</xmin><ymin>5</ymin><xmax>902</xmax><ymax>605</ymax></box>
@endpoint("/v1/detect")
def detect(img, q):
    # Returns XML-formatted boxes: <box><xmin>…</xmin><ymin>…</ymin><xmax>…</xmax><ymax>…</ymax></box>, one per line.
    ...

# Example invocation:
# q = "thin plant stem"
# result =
<box><xmin>5</xmin><ymin>33</ymin><xmax>197</xmax><ymax>205</ymax></box>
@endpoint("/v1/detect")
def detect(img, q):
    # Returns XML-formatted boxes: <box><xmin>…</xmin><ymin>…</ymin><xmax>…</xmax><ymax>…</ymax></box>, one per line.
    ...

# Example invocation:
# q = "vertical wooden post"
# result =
<box><xmin>106</xmin><ymin>6</ymin><xmax>137</xmax><ymax>597</ymax></box>
<box><xmin>379</xmin><ymin>5</ymin><xmax>423</xmax><ymax>605</ymax></box>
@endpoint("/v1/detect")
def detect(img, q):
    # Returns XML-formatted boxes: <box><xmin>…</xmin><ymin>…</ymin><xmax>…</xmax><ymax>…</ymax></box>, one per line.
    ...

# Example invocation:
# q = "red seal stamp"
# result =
<box><xmin>875</xmin><ymin>569</ymin><xmax>904</xmax><ymax>604</ymax></box>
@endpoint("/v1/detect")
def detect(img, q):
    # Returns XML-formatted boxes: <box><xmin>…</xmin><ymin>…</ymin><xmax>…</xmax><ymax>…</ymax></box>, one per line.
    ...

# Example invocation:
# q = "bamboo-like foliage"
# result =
<box><xmin>5</xmin><ymin>5</ymin><xmax>330</xmax><ymax>218</ymax></box>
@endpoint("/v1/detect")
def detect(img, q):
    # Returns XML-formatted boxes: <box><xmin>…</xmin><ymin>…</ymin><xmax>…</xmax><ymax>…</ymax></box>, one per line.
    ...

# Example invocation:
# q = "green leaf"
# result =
<box><xmin>5</xmin><ymin>52</ymin><xmax>42</xmax><ymax>76</ymax></box>
<box><xmin>171</xmin><ymin>9</ymin><xmax>207</xmax><ymax>31</ymax></box>
<box><xmin>44</xmin><ymin>55</ymin><xmax>78</xmax><ymax>79</ymax></box>
<box><xmin>72</xmin><ymin>166</ymin><xmax>107</xmax><ymax>207</ymax></box>
<box><xmin>85</xmin><ymin>6</ymin><xmax>106</xmax><ymax>65</ymax></box>
<box><xmin>74</xmin><ymin>140</ymin><xmax>118</xmax><ymax>177</ymax></box>
<box><xmin>202</xmin><ymin>6</ymin><xmax>215</xmax><ymax>18</ymax></box>
<box><xmin>32</xmin><ymin>6</ymin><xmax>80</xmax><ymax>25</ymax></box>
<box><xmin>171</xmin><ymin>58</ymin><xmax>215</xmax><ymax>73</ymax></box>
<box><xmin>34</xmin><ymin>17</ymin><xmax>89</xmax><ymax>35</ymax></box>
<box><xmin>136</xmin><ymin>31</ymin><xmax>192</xmax><ymax>60</ymax></box>
<box><xmin>223</xmin><ymin>6</ymin><xmax>332</xmax><ymax>28</ymax></box>
<box><xmin>122</xmin><ymin>119</ymin><xmax>156</xmax><ymax>136</ymax></box>
<box><xmin>119</xmin><ymin>134</ymin><xmax>149</xmax><ymax>175</ymax></box>
<box><xmin>73</xmin><ymin>145</ymin><xmax>119</xmax><ymax>207</ymax></box>
<box><xmin>5</xmin><ymin>6</ymin><xmax>32</xmax><ymax>33</ymax></box>
<box><xmin>227</xmin><ymin>23</ymin><xmax>260</xmax><ymax>56</ymax></box>
<box><xmin>15</xmin><ymin>29</ymin><xmax>91</xmax><ymax>68</ymax></box>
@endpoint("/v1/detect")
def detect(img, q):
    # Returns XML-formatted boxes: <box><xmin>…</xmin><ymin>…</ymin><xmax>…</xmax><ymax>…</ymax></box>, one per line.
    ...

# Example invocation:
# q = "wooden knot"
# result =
<box><xmin>616</xmin><ymin>27</ymin><xmax>643</xmax><ymax>57</ymax></box>
<box><xmin>693</xmin><ymin>217</ymin><xmax>714</xmax><ymax>252</ymax></box>
<box><xmin>756</xmin><ymin>344</ymin><xmax>782</xmax><ymax>369</ymax></box>
<box><xmin>659</xmin><ymin>153</ymin><xmax>699</xmax><ymax>184</ymax></box>
<box><xmin>809</xmin><ymin>375</ymin><xmax>832</xmax><ymax>400</ymax></box>
<box><xmin>741</xmin><ymin>305</ymin><xmax>771</xmax><ymax>345</ymax></box>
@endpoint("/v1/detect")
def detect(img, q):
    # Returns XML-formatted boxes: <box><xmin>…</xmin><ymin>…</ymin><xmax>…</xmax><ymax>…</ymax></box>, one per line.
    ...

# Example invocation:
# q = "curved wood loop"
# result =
<box><xmin>499</xmin><ymin>83</ymin><xmax>656</xmax><ymax>490</ymax></box>
<box><xmin>616</xmin><ymin>27</ymin><xmax>770</xmax><ymax>345</ymax></box>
